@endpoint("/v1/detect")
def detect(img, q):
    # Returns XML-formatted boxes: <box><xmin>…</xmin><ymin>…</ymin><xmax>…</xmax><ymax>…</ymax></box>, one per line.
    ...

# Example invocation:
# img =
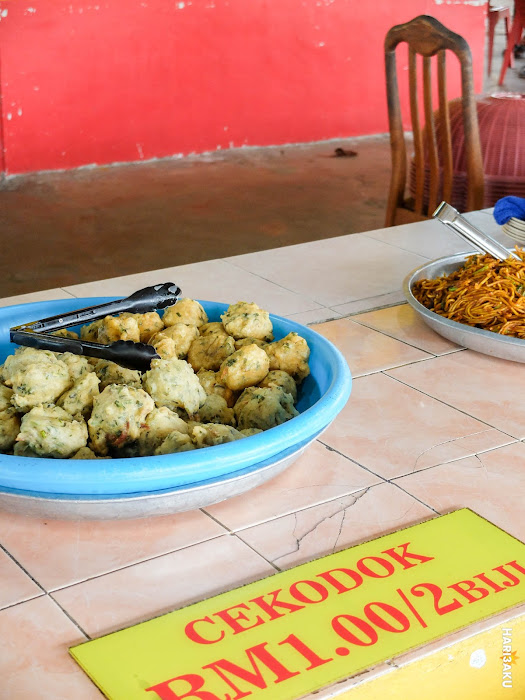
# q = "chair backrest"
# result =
<box><xmin>384</xmin><ymin>15</ymin><xmax>484</xmax><ymax>227</ymax></box>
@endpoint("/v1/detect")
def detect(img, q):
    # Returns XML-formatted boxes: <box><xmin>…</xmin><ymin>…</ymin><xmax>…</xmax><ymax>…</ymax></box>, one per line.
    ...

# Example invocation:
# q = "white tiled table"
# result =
<box><xmin>1</xmin><ymin>210</ymin><xmax>524</xmax><ymax>698</ymax></box>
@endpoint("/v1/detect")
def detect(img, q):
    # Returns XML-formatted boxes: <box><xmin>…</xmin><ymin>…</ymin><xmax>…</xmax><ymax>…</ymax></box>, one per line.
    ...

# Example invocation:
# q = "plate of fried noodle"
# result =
<box><xmin>403</xmin><ymin>248</ymin><xmax>525</xmax><ymax>363</ymax></box>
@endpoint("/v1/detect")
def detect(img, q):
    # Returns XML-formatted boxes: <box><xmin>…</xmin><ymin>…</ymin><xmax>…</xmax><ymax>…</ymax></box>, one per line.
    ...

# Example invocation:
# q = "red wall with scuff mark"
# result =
<box><xmin>0</xmin><ymin>0</ymin><xmax>486</xmax><ymax>175</ymax></box>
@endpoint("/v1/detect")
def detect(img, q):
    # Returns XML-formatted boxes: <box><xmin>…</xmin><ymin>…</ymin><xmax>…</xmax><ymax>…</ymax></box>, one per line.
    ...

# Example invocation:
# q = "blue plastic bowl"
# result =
<box><xmin>0</xmin><ymin>298</ymin><xmax>352</xmax><ymax>497</ymax></box>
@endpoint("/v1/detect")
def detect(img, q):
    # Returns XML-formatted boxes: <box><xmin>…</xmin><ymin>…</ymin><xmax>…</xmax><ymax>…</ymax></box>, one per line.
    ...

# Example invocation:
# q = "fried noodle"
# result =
<box><xmin>412</xmin><ymin>248</ymin><xmax>525</xmax><ymax>338</ymax></box>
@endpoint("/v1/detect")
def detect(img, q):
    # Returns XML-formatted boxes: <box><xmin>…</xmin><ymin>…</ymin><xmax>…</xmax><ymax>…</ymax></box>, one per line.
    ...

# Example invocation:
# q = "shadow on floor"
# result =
<box><xmin>0</xmin><ymin>137</ymin><xmax>392</xmax><ymax>297</ymax></box>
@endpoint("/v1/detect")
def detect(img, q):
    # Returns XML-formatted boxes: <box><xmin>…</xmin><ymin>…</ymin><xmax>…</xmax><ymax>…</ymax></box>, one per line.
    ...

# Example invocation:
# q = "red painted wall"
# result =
<box><xmin>0</xmin><ymin>0</ymin><xmax>486</xmax><ymax>175</ymax></box>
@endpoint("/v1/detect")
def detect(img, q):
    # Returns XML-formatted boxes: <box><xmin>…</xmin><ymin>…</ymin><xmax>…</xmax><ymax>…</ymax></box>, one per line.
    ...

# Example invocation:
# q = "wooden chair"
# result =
<box><xmin>487</xmin><ymin>1</ymin><xmax>510</xmax><ymax>77</ymax></box>
<box><xmin>498</xmin><ymin>0</ymin><xmax>525</xmax><ymax>85</ymax></box>
<box><xmin>384</xmin><ymin>15</ymin><xmax>484</xmax><ymax>227</ymax></box>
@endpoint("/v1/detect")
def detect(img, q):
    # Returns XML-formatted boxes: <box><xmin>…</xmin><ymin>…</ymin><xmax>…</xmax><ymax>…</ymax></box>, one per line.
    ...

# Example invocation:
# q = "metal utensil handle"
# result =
<box><xmin>433</xmin><ymin>202</ymin><xmax>519</xmax><ymax>261</ymax></box>
<box><xmin>9</xmin><ymin>330</ymin><xmax>160</xmax><ymax>372</ymax></box>
<box><xmin>12</xmin><ymin>282</ymin><xmax>182</xmax><ymax>333</ymax></box>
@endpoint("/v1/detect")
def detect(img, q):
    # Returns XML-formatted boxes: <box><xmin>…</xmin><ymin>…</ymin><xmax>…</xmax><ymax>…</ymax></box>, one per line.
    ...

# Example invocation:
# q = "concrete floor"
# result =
<box><xmin>0</xmin><ymin>137</ymin><xmax>392</xmax><ymax>298</ymax></box>
<box><xmin>0</xmin><ymin>21</ymin><xmax>523</xmax><ymax>299</ymax></box>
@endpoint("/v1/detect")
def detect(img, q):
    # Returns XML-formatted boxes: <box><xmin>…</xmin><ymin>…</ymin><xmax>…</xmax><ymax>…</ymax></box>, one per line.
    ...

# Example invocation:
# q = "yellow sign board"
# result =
<box><xmin>70</xmin><ymin>510</ymin><xmax>525</xmax><ymax>700</ymax></box>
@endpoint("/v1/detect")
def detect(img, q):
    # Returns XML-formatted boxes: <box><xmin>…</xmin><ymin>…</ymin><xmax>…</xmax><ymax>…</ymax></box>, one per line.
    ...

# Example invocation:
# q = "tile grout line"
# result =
<box><xmin>318</xmin><ymin>441</ymin><xmax>441</xmax><ymax>493</ymax></box>
<box><xmin>350</xmin><ymin>352</ymin><xmax>451</xmax><ymax>380</ymax></box>
<box><xmin>317</xmin><ymin>436</ymin><xmax>516</xmax><ymax>482</ymax></box>
<box><xmin>358</xmin><ymin>231</ymin><xmax>434</xmax><ymax>260</ymax></box>
<box><xmin>316</xmin><ymin>441</ymin><xmax>390</xmax><ymax>481</ymax></box>
<box><xmin>382</xmin><ymin>370</ymin><xmax>521</xmax><ymax>440</ymax></box>
<box><xmin>0</xmin><ymin>541</ymin><xmax>47</xmax><ymax>595</ymax></box>
<box><xmin>0</xmin><ymin>595</ymin><xmax>45</xmax><ymax>613</ymax></box>
<box><xmin>347</xmin><ymin>319</ymin><xmax>446</xmax><ymax>357</ymax></box>
<box><xmin>320</xmin><ymin>369</ymin><xmax>519</xmax><ymax>479</ymax></box>
<box><xmin>60</xmin><ymin>287</ymin><xmax>80</xmax><ymax>299</ymax></box>
<box><xmin>47</xmin><ymin>593</ymin><xmax>93</xmax><ymax>640</ymax></box>
<box><xmin>239</xmin><ymin>488</ymin><xmax>376</xmax><ymax>571</ymax></box>
<box><xmin>217</xmin><ymin>254</ymin><xmax>400</xmax><ymax>313</ymax></box>
<box><xmin>348</xmin><ymin>312</ymin><xmax>466</xmax><ymax>355</ymax></box>
<box><xmin>331</xmin><ymin>299</ymin><xmax>409</xmax><ymax>318</ymax></box>
<box><xmin>314</xmin><ymin>438</ymin><xmax>515</xmax><ymax>518</ymax></box>
<box><xmin>386</xmin><ymin>481</ymin><xmax>441</xmax><ymax>516</ymax></box>
<box><xmin>219</xmin><ymin>256</ymin><xmax>326</xmax><ymax>302</ymax></box>
<box><xmin>203</xmin><ymin>443</ymin><xmax>389</xmax><ymax>536</ymax></box>
<box><xmin>44</xmin><ymin>531</ymin><xmax>228</xmax><ymax>594</ymax></box>
<box><xmin>230</xmin><ymin>532</ymin><xmax>282</xmax><ymax>573</ymax></box>
<box><xmin>199</xmin><ymin>507</ymin><xmax>235</xmax><ymax>532</ymax></box>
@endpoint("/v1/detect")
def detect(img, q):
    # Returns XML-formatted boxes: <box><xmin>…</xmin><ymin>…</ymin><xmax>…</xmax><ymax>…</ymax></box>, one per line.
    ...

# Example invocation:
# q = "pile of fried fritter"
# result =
<box><xmin>0</xmin><ymin>300</ymin><xmax>310</xmax><ymax>459</ymax></box>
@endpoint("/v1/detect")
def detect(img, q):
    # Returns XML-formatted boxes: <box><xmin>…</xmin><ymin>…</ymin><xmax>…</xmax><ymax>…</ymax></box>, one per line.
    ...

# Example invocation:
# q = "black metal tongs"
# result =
<box><xmin>9</xmin><ymin>282</ymin><xmax>182</xmax><ymax>371</ymax></box>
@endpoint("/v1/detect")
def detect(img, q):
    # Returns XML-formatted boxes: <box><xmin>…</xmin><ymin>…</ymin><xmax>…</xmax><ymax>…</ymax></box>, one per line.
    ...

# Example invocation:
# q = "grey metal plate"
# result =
<box><xmin>0</xmin><ymin>439</ymin><xmax>315</xmax><ymax>520</ymax></box>
<box><xmin>403</xmin><ymin>251</ymin><xmax>525</xmax><ymax>363</ymax></box>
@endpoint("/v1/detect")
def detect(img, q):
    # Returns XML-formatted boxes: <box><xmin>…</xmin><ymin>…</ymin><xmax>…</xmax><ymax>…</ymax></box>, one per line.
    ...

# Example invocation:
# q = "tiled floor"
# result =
<box><xmin>0</xmin><ymin>210</ymin><xmax>524</xmax><ymax>698</ymax></box>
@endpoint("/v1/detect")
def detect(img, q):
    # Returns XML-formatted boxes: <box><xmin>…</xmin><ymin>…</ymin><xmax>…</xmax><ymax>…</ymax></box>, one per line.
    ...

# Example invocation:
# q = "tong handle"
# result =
<box><xmin>10</xmin><ymin>331</ymin><xmax>160</xmax><ymax>372</ymax></box>
<box><xmin>13</xmin><ymin>282</ymin><xmax>182</xmax><ymax>334</ymax></box>
<box><xmin>433</xmin><ymin>202</ymin><xmax>519</xmax><ymax>262</ymax></box>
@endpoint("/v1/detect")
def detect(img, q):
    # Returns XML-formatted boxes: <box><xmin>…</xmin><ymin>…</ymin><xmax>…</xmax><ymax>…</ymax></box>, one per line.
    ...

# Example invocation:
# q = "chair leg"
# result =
<box><xmin>499</xmin><ymin>10</ymin><xmax>525</xmax><ymax>85</ymax></box>
<box><xmin>488</xmin><ymin>13</ymin><xmax>496</xmax><ymax>76</ymax></box>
